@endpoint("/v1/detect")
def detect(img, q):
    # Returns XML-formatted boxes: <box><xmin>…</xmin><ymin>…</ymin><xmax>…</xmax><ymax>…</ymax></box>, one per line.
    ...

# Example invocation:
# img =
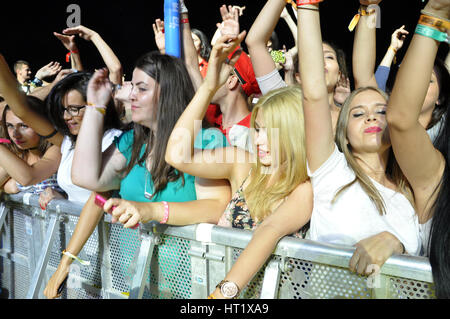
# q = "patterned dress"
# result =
<box><xmin>218</xmin><ymin>173</ymin><xmax>308</xmax><ymax>238</ymax></box>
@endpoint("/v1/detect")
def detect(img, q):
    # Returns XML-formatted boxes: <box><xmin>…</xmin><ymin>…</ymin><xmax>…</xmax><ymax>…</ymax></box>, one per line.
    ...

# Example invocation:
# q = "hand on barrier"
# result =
<box><xmin>43</xmin><ymin>261</ymin><xmax>70</xmax><ymax>299</ymax></box>
<box><xmin>349</xmin><ymin>231</ymin><xmax>405</xmax><ymax>276</ymax></box>
<box><xmin>38</xmin><ymin>187</ymin><xmax>66</xmax><ymax>210</ymax></box>
<box><xmin>99</xmin><ymin>197</ymin><xmax>143</xmax><ymax>229</ymax></box>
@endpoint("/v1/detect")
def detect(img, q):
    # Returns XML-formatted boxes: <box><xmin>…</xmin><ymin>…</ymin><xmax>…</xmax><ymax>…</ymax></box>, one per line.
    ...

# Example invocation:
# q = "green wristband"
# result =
<box><xmin>415</xmin><ymin>24</ymin><xmax>448</xmax><ymax>43</ymax></box>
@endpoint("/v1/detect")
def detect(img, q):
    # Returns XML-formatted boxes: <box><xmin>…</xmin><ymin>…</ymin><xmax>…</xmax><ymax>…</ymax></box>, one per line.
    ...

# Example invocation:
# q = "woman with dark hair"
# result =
<box><xmin>386</xmin><ymin>0</ymin><xmax>450</xmax><ymax>298</ymax></box>
<box><xmin>0</xmin><ymin>96</ymin><xmax>64</xmax><ymax>207</ymax></box>
<box><xmin>71</xmin><ymin>50</ymin><xmax>229</xmax><ymax>218</ymax></box>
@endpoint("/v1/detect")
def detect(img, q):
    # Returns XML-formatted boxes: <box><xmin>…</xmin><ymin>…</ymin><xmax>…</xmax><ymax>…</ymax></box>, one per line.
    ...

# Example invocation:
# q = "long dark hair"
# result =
<box><xmin>2</xmin><ymin>96</ymin><xmax>51</xmax><ymax>158</ymax></box>
<box><xmin>191</xmin><ymin>28</ymin><xmax>212</xmax><ymax>61</ymax></box>
<box><xmin>428</xmin><ymin>89</ymin><xmax>450</xmax><ymax>299</ymax></box>
<box><xmin>123</xmin><ymin>51</ymin><xmax>195</xmax><ymax>198</ymax></box>
<box><xmin>45</xmin><ymin>72</ymin><xmax>121</xmax><ymax>146</ymax></box>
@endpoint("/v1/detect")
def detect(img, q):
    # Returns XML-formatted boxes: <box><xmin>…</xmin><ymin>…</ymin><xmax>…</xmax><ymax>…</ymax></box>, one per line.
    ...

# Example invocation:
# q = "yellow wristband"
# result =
<box><xmin>62</xmin><ymin>250</ymin><xmax>91</xmax><ymax>266</ymax></box>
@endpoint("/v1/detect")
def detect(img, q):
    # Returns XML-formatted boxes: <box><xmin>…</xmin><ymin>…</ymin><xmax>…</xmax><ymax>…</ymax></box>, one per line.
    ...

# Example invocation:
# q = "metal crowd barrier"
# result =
<box><xmin>0</xmin><ymin>192</ymin><xmax>435</xmax><ymax>299</ymax></box>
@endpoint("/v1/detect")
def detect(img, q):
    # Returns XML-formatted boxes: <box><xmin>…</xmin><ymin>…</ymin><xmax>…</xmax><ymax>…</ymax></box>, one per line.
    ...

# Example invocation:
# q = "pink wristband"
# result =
<box><xmin>296</xmin><ymin>0</ymin><xmax>323</xmax><ymax>5</ymax></box>
<box><xmin>0</xmin><ymin>139</ymin><xmax>11</xmax><ymax>144</ymax></box>
<box><xmin>160</xmin><ymin>201</ymin><xmax>170</xmax><ymax>224</ymax></box>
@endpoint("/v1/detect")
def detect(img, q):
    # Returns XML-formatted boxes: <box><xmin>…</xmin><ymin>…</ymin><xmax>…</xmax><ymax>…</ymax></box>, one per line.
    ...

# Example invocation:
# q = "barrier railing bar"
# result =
<box><xmin>2</xmin><ymin>194</ymin><xmax>434</xmax><ymax>287</ymax></box>
<box><xmin>26</xmin><ymin>214</ymin><xmax>59</xmax><ymax>299</ymax></box>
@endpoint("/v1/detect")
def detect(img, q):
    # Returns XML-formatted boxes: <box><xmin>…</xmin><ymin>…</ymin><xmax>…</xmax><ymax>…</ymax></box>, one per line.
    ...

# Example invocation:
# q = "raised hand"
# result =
<box><xmin>86</xmin><ymin>68</ymin><xmax>112</xmax><ymax>107</ymax></box>
<box><xmin>217</xmin><ymin>5</ymin><xmax>240</xmax><ymax>37</ymax></box>
<box><xmin>152</xmin><ymin>19</ymin><xmax>166</xmax><ymax>53</ymax></box>
<box><xmin>35</xmin><ymin>62</ymin><xmax>62</xmax><ymax>80</ymax></box>
<box><xmin>62</xmin><ymin>25</ymin><xmax>97</xmax><ymax>41</ymax></box>
<box><xmin>390</xmin><ymin>25</ymin><xmax>409</xmax><ymax>51</ymax></box>
<box><xmin>232</xmin><ymin>5</ymin><xmax>246</xmax><ymax>17</ymax></box>
<box><xmin>204</xmin><ymin>32</ymin><xmax>246</xmax><ymax>91</ymax></box>
<box><xmin>53</xmin><ymin>32</ymin><xmax>78</xmax><ymax>52</ymax></box>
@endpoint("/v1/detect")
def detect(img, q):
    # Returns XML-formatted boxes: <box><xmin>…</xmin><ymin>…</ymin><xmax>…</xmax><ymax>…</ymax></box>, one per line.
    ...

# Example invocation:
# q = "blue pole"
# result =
<box><xmin>164</xmin><ymin>0</ymin><xmax>181</xmax><ymax>58</ymax></box>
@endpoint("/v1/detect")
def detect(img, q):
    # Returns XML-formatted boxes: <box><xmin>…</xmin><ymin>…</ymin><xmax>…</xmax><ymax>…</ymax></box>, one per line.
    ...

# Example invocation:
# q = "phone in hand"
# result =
<box><xmin>94</xmin><ymin>195</ymin><xmax>139</xmax><ymax>229</ymax></box>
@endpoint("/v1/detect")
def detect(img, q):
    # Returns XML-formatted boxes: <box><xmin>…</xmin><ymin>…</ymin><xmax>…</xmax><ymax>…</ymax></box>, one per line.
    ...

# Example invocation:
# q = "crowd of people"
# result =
<box><xmin>0</xmin><ymin>0</ymin><xmax>449</xmax><ymax>299</ymax></box>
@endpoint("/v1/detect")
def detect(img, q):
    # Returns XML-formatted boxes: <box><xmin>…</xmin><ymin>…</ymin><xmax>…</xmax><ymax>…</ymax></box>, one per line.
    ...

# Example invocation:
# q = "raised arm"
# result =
<box><xmin>0</xmin><ymin>54</ymin><xmax>64</xmax><ymax>147</ymax></box>
<box><xmin>386</xmin><ymin>0</ymin><xmax>449</xmax><ymax>200</ymax></box>
<box><xmin>297</xmin><ymin>2</ymin><xmax>334</xmax><ymax>172</ymax></box>
<box><xmin>0</xmin><ymin>145</ymin><xmax>61</xmax><ymax>187</ymax></box>
<box><xmin>209</xmin><ymin>180</ymin><xmax>313</xmax><ymax>299</ymax></box>
<box><xmin>165</xmin><ymin>30</ymin><xmax>249</xmax><ymax>181</ymax></box>
<box><xmin>245</xmin><ymin>0</ymin><xmax>286</xmax><ymax>78</ymax></box>
<box><xmin>352</xmin><ymin>0</ymin><xmax>382</xmax><ymax>89</ymax></box>
<box><xmin>62</xmin><ymin>26</ymin><xmax>123</xmax><ymax>85</ymax></box>
<box><xmin>71</xmin><ymin>69</ymin><xmax>126</xmax><ymax>192</ymax></box>
<box><xmin>54</xmin><ymin>31</ymin><xmax>84</xmax><ymax>71</ymax></box>
<box><xmin>179</xmin><ymin>1</ymin><xmax>204</xmax><ymax>90</ymax></box>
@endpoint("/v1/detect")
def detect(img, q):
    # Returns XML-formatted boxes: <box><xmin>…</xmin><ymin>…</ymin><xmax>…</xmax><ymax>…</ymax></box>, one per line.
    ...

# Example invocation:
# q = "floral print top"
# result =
<box><xmin>218</xmin><ymin>172</ymin><xmax>308</xmax><ymax>238</ymax></box>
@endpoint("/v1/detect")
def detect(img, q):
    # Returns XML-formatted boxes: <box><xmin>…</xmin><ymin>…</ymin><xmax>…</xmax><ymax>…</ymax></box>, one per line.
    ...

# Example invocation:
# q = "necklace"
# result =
<box><xmin>144</xmin><ymin>164</ymin><xmax>153</xmax><ymax>200</ymax></box>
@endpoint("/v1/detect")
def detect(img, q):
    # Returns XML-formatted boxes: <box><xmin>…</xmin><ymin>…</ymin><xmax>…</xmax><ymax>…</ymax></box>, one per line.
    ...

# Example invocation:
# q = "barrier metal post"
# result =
<box><xmin>0</xmin><ymin>203</ymin><xmax>7</xmax><ymax>231</ymax></box>
<box><xmin>26</xmin><ymin>213</ymin><xmax>59</xmax><ymax>299</ymax></box>
<box><xmin>128</xmin><ymin>232</ymin><xmax>157</xmax><ymax>299</ymax></box>
<box><xmin>260</xmin><ymin>259</ymin><xmax>282</xmax><ymax>299</ymax></box>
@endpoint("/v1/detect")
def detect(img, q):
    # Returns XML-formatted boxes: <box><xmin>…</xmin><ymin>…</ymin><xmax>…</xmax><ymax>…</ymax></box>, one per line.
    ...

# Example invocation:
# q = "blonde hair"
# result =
<box><xmin>334</xmin><ymin>86</ymin><xmax>414</xmax><ymax>215</ymax></box>
<box><xmin>244</xmin><ymin>86</ymin><xmax>309</xmax><ymax>222</ymax></box>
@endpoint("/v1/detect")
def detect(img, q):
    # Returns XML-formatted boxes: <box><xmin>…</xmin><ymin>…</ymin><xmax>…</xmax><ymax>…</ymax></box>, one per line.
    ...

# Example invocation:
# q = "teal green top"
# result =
<box><xmin>114</xmin><ymin>130</ymin><xmax>197</xmax><ymax>203</ymax></box>
<box><xmin>194</xmin><ymin>128</ymin><xmax>229</xmax><ymax>149</ymax></box>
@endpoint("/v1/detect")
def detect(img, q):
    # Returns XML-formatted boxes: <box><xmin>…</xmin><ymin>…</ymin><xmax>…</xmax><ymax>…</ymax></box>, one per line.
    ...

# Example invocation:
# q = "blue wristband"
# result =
<box><xmin>415</xmin><ymin>24</ymin><xmax>449</xmax><ymax>43</ymax></box>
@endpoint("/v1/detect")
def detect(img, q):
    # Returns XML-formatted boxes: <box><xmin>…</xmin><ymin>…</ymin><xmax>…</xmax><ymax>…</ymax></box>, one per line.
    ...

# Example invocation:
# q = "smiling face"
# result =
<box><xmin>62</xmin><ymin>89</ymin><xmax>86</xmax><ymax>136</ymax></box>
<box><xmin>345</xmin><ymin>89</ymin><xmax>390</xmax><ymax>155</ymax></box>
<box><xmin>5</xmin><ymin>110</ymin><xmax>40</xmax><ymax>150</ymax></box>
<box><xmin>129</xmin><ymin>68</ymin><xmax>160</xmax><ymax>130</ymax></box>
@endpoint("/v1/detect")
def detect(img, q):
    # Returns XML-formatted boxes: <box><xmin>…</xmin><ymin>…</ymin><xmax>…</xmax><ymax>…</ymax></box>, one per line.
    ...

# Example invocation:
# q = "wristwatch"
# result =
<box><xmin>217</xmin><ymin>280</ymin><xmax>240</xmax><ymax>299</ymax></box>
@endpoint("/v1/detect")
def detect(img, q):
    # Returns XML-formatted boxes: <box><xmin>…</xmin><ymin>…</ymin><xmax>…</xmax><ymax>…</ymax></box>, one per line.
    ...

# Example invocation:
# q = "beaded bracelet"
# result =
<box><xmin>160</xmin><ymin>201</ymin><xmax>170</xmax><ymax>224</ymax></box>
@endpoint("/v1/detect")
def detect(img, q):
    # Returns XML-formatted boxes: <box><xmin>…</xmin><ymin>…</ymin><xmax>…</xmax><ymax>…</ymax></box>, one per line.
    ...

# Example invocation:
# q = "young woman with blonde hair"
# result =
<box><xmin>165</xmin><ymin>30</ymin><xmax>312</xmax><ymax>299</ymax></box>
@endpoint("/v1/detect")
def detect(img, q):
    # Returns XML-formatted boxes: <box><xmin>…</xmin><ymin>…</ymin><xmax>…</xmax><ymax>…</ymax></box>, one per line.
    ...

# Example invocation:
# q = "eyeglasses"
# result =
<box><xmin>63</xmin><ymin>105</ymin><xmax>86</xmax><ymax>117</ymax></box>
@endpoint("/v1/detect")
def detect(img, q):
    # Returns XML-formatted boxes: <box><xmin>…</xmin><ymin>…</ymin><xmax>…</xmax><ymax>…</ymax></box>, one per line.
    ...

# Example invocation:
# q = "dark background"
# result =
<box><xmin>1</xmin><ymin>0</ymin><xmax>447</xmax><ymax>82</ymax></box>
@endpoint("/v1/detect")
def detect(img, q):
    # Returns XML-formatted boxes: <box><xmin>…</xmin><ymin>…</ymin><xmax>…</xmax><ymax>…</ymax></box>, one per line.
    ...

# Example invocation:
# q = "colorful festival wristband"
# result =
<box><xmin>0</xmin><ymin>138</ymin><xmax>12</xmax><ymax>144</ymax></box>
<box><xmin>415</xmin><ymin>24</ymin><xmax>449</xmax><ymax>43</ymax></box>
<box><xmin>348</xmin><ymin>6</ymin><xmax>376</xmax><ymax>32</ymax></box>
<box><xmin>296</xmin><ymin>0</ymin><xmax>323</xmax><ymax>6</ymax></box>
<box><xmin>87</xmin><ymin>103</ymin><xmax>107</xmax><ymax>115</ymax></box>
<box><xmin>181</xmin><ymin>18</ymin><xmax>189</xmax><ymax>24</ymax></box>
<box><xmin>418</xmin><ymin>14</ymin><xmax>450</xmax><ymax>32</ymax></box>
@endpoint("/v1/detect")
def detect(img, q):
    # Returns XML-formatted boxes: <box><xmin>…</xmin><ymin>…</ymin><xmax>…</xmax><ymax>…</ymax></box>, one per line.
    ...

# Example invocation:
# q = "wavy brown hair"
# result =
<box><xmin>122</xmin><ymin>52</ymin><xmax>195</xmax><ymax>198</ymax></box>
